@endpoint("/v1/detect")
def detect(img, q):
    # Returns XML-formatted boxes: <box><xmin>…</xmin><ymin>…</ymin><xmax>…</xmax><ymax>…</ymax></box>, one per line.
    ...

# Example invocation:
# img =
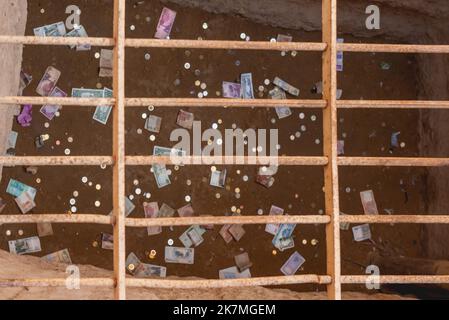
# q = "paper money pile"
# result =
<box><xmin>65</xmin><ymin>25</ymin><xmax>90</xmax><ymax>51</ymax></box>
<box><xmin>40</xmin><ymin>87</ymin><xmax>67</xmax><ymax>120</ymax></box>
<box><xmin>179</xmin><ymin>225</ymin><xmax>205</xmax><ymax>248</ymax></box>
<box><xmin>234</xmin><ymin>252</ymin><xmax>252</xmax><ymax>272</ymax></box>
<box><xmin>72</xmin><ymin>87</ymin><xmax>113</xmax><ymax>125</ymax></box>
<box><xmin>126</xmin><ymin>252</ymin><xmax>166</xmax><ymax>278</ymax></box>
<box><xmin>272</xmin><ymin>222</ymin><xmax>296</xmax><ymax>252</ymax></box>
<box><xmin>219</xmin><ymin>266</ymin><xmax>252</xmax><ymax>279</ymax></box>
<box><xmin>36</xmin><ymin>66</ymin><xmax>61</xmax><ymax>97</ymax></box>
<box><xmin>34</xmin><ymin>21</ymin><xmax>66</xmax><ymax>37</ymax></box>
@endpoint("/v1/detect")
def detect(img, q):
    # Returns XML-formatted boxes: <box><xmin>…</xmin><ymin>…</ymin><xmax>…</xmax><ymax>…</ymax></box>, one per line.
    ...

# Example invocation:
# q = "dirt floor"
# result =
<box><xmin>0</xmin><ymin>0</ymin><xmax>427</xmax><ymax>293</ymax></box>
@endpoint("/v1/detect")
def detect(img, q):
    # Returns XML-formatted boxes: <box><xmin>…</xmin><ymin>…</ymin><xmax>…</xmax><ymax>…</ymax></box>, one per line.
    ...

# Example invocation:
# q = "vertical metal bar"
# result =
<box><xmin>112</xmin><ymin>0</ymin><xmax>126</xmax><ymax>300</ymax></box>
<box><xmin>322</xmin><ymin>0</ymin><xmax>341</xmax><ymax>300</ymax></box>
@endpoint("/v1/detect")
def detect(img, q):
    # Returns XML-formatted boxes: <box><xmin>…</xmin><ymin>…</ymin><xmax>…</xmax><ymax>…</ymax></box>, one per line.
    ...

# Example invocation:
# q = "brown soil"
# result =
<box><xmin>0</xmin><ymin>0</ymin><xmax>427</xmax><ymax>293</ymax></box>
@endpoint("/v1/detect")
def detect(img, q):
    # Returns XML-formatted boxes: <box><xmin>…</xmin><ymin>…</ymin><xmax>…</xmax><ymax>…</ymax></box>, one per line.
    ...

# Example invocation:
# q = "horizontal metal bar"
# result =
<box><xmin>0</xmin><ymin>214</ymin><xmax>113</xmax><ymax>225</ymax></box>
<box><xmin>127</xmin><ymin>275</ymin><xmax>332</xmax><ymax>289</ymax></box>
<box><xmin>125</xmin><ymin>98</ymin><xmax>326</xmax><ymax>108</ymax></box>
<box><xmin>0</xmin><ymin>278</ymin><xmax>115</xmax><ymax>288</ymax></box>
<box><xmin>338</xmin><ymin>43</ymin><xmax>449</xmax><ymax>54</ymax></box>
<box><xmin>0</xmin><ymin>96</ymin><xmax>114</xmax><ymax>106</ymax></box>
<box><xmin>341</xmin><ymin>275</ymin><xmax>449</xmax><ymax>284</ymax></box>
<box><xmin>337</xmin><ymin>100</ymin><xmax>449</xmax><ymax>109</ymax></box>
<box><xmin>338</xmin><ymin>157</ymin><xmax>449</xmax><ymax>167</ymax></box>
<box><xmin>0</xmin><ymin>35</ymin><xmax>115</xmax><ymax>46</ymax></box>
<box><xmin>126</xmin><ymin>215</ymin><xmax>330</xmax><ymax>228</ymax></box>
<box><xmin>0</xmin><ymin>156</ymin><xmax>113</xmax><ymax>166</ymax></box>
<box><xmin>126</xmin><ymin>38</ymin><xmax>327</xmax><ymax>51</ymax></box>
<box><xmin>125</xmin><ymin>156</ymin><xmax>328</xmax><ymax>166</ymax></box>
<box><xmin>340</xmin><ymin>215</ymin><xmax>449</xmax><ymax>224</ymax></box>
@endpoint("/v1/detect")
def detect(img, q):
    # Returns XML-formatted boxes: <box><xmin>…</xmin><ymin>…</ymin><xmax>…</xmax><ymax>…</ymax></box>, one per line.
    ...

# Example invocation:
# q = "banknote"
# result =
<box><xmin>134</xmin><ymin>263</ymin><xmax>167</xmax><ymax>278</ymax></box>
<box><xmin>152</xmin><ymin>164</ymin><xmax>171</xmax><ymax>188</ymax></box>
<box><xmin>176</xmin><ymin>110</ymin><xmax>194</xmax><ymax>130</ymax></box>
<box><xmin>273</xmin><ymin>77</ymin><xmax>300</xmax><ymax>96</ymax></box>
<box><xmin>179</xmin><ymin>225</ymin><xmax>204</xmax><ymax>248</ymax></box>
<box><xmin>15</xmin><ymin>190</ymin><xmax>36</xmax><ymax>214</ymax></box>
<box><xmin>391</xmin><ymin>132</ymin><xmax>400</xmax><ymax>148</ymax></box>
<box><xmin>65</xmin><ymin>25</ymin><xmax>90</xmax><ymax>51</ymax></box>
<box><xmin>256</xmin><ymin>174</ymin><xmax>275</xmax><ymax>188</ymax></box>
<box><xmin>19</xmin><ymin>70</ymin><xmax>32</xmax><ymax>92</ymax></box>
<box><xmin>360</xmin><ymin>190</ymin><xmax>379</xmax><ymax>215</ymax></box>
<box><xmin>234</xmin><ymin>252</ymin><xmax>252</xmax><ymax>272</ymax></box>
<box><xmin>222</xmin><ymin>81</ymin><xmax>241</xmax><ymax>98</ymax></box>
<box><xmin>145</xmin><ymin>115</ymin><xmax>162</xmax><ymax>133</ymax></box>
<box><xmin>7</xmin><ymin>131</ymin><xmax>18</xmax><ymax>150</ymax></box>
<box><xmin>219</xmin><ymin>225</ymin><xmax>233</xmax><ymax>243</ymax></box>
<box><xmin>125</xmin><ymin>197</ymin><xmax>135</xmax><ymax>217</ymax></box>
<box><xmin>72</xmin><ymin>88</ymin><xmax>104</xmax><ymax>98</ymax></box>
<box><xmin>164</xmin><ymin>246</ymin><xmax>194</xmax><ymax>264</ymax></box>
<box><xmin>277</xmin><ymin>236</ymin><xmax>295</xmax><ymax>252</ymax></box>
<box><xmin>210</xmin><ymin>169</ymin><xmax>226</xmax><ymax>188</ymax></box>
<box><xmin>159</xmin><ymin>203</ymin><xmax>175</xmax><ymax>217</ymax></box>
<box><xmin>101</xmin><ymin>233</ymin><xmax>114</xmax><ymax>250</ymax></box>
<box><xmin>228</xmin><ymin>224</ymin><xmax>245</xmax><ymax>241</ymax></box>
<box><xmin>219</xmin><ymin>266</ymin><xmax>252</xmax><ymax>279</ymax></box>
<box><xmin>34</xmin><ymin>21</ymin><xmax>66</xmax><ymax>37</ymax></box>
<box><xmin>144</xmin><ymin>202</ymin><xmax>162</xmax><ymax>235</ymax></box>
<box><xmin>269</xmin><ymin>86</ymin><xmax>292</xmax><ymax>119</ymax></box>
<box><xmin>155</xmin><ymin>7</ymin><xmax>177</xmax><ymax>39</ymax></box>
<box><xmin>339</xmin><ymin>212</ymin><xmax>350</xmax><ymax>231</ymax></box>
<box><xmin>153</xmin><ymin>145</ymin><xmax>186</xmax><ymax>157</ymax></box>
<box><xmin>337</xmin><ymin>140</ymin><xmax>345</xmax><ymax>155</ymax></box>
<box><xmin>0</xmin><ymin>198</ymin><xmax>6</xmax><ymax>214</ymax></box>
<box><xmin>336</xmin><ymin>88</ymin><xmax>343</xmax><ymax>100</ymax></box>
<box><xmin>8</xmin><ymin>236</ymin><xmax>41</xmax><ymax>255</ymax></box>
<box><xmin>277</xmin><ymin>34</ymin><xmax>293</xmax><ymax>42</ymax></box>
<box><xmin>265</xmin><ymin>205</ymin><xmax>284</xmax><ymax>235</ymax></box>
<box><xmin>37</xmin><ymin>222</ymin><xmax>53</xmax><ymax>237</ymax></box>
<box><xmin>42</xmin><ymin>249</ymin><xmax>72</xmax><ymax>264</ymax></box>
<box><xmin>6</xmin><ymin>179</ymin><xmax>37</xmax><ymax>200</ymax></box>
<box><xmin>280</xmin><ymin>251</ymin><xmax>306</xmax><ymax>276</ymax></box>
<box><xmin>36</xmin><ymin>66</ymin><xmax>61</xmax><ymax>96</ymax></box>
<box><xmin>126</xmin><ymin>252</ymin><xmax>141</xmax><ymax>274</ymax></box>
<box><xmin>272</xmin><ymin>222</ymin><xmax>296</xmax><ymax>247</ymax></box>
<box><xmin>93</xmin><ymin>88</ymin><xmax>113</xmax><ymax>125</ymax></box>
<box><xmin>99</xmin><ymin>49</ymin><xmax>113</xmax><ymax>69</ymax></box>
<box><xmin>240</xmin><ymin>73</ymin><xmax>254</xmax><ymax>99</ymax></box>
<box><xmin>177</xmin><ymin>204</ymin><xmax>194</xmax><ymax>217</ymax></box>
<box><xmin>40</xmin><ymin>86</ymin><xmax>67</xmax><ymax>120</ymax></box>
<box><xmin>337</xmin><ymin>38</ymin><xmax>344</xmax><ymax>71</ymax></box>
<box><xmin>352</xmin><ymin>224</ymin><xmax>371</xmax><ymax>242</ymax></box>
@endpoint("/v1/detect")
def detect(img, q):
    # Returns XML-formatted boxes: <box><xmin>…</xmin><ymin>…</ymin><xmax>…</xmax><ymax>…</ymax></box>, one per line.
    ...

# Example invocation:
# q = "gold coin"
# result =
<box><xmin>272</xmin><ymin>250</ymin><xmax>277</xmax><ymax>255</ymax></box>
<box><xmin>92</xmin><ymin>241</ymin><xmax>98</xmax><ymax>248</ymax></box>
<box><xmin>128</xmin><ymin>264</ymin><xmax>135</xmax><ymax>271</ymax></box>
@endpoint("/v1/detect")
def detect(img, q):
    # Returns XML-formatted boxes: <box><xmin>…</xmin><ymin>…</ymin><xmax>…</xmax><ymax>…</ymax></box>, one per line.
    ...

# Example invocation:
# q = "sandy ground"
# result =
<box><xmin>0</xmin><ymin>0</ymin><xmax>27</xmax><ymax>179</ymax></box>
<box><xmin>0</xmin><ymin>0</ymin><xmax>428</xmax><ymax>294</ymax></box>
